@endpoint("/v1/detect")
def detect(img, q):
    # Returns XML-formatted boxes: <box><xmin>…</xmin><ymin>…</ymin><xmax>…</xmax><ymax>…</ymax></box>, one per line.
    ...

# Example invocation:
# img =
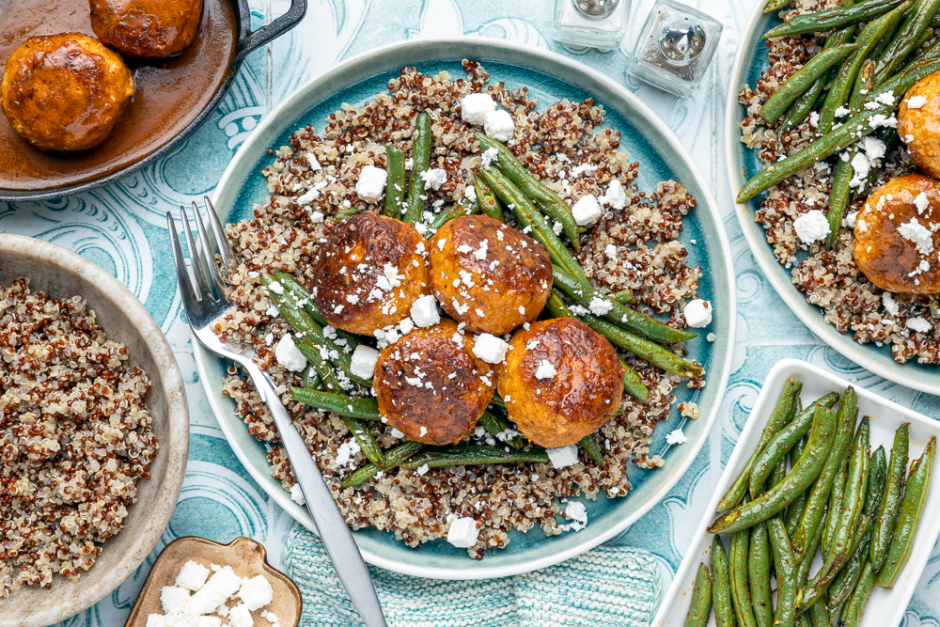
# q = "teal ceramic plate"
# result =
<box><xmin>199</xmin><ymin>37</ymin><xmax>735</xmax><ymax>579</ymax></box>
<box><xmin>726</xmin><ymin>4</ymin><xmax>940</xmax><ymax>395</ymax></box>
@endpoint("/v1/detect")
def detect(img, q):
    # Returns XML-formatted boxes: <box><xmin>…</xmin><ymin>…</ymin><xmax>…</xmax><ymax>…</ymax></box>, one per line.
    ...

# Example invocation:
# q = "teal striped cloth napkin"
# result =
<box><xmin>284</xmin><ymin>525</ymin><xmax>662</xmax><ymax>627</ymax></box>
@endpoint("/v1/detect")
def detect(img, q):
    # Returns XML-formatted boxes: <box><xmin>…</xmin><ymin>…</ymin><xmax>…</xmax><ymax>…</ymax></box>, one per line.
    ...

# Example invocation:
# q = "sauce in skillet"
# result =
<box><xmin>0</xmin><ymin>0</ymin><xmax>236</xmax><ymax>192</ymax></box>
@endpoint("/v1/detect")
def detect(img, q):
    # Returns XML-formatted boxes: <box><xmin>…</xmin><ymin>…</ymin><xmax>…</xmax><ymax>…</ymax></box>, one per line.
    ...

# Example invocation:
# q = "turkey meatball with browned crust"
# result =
<box><xmin>496</xmin><ymin>318</ymin><xmax>623</xmax><ymax>448</ymax></box>
<box><xmin>311</xmin><ymin>212</ymin><xmax>430</xmax><ymax>336</ymax></box>
<box><xmin>1</xmin><ymin>34</ymin><xmax>134</xmax><ymax>152</ymax></box>
<box><xmin>373</xmin><ymin>320</ymin><xmax>496</xmax><ymax>445</ymax></box>
<box><xmin>428</xmin><ymin>215</ymin><xmax>552</xmax><ymax>335</ymax></box>
<box><xmin>89</xmin><ymin>0</ymin><xmax>203</xmax><ymax>58</ymax></box>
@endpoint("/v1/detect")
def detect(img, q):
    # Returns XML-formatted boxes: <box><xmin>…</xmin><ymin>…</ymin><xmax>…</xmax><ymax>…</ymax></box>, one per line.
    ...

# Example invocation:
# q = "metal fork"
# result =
<box><xmin>167</xmin><ymin>198</ymin><xmax>388</xmax><ymax>627</ymax></box>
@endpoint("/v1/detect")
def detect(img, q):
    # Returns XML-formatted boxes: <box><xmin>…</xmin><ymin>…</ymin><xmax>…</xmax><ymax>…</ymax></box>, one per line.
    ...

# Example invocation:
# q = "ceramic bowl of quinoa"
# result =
<box><xmin>727</xmin><ymin>0</ymin><xmax>940</xmax><ymax>394</ymax></box>
<box><xmin>0</xmin><ymin>234</ymin><xmax>188</xmax><ymax>627</ymax></box>
<box><xmin>198</xmin><ymin>37</ymin><xmax>735</xmax><ymax>579</ymax></box>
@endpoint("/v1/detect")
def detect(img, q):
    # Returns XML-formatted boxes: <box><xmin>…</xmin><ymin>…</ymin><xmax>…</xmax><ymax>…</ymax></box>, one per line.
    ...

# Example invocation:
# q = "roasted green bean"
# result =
<box><xmin>290</xmin><ymin>387</ymin><xmax>381</xmax><ymax>420</ymax></box>
<box><xmin>768</xmin><ymin>517</ymin><xmax>798</xmax><ymax>627</ymax></box>
<box><xmin>760</xmin><ymin>44</ymin><xmax>859</xmax><ymax>124</ymax></box>
<box><xmin>731</xmin><ymin>527</ymin><xmax>758</xmax><ymax>627</ymax></box>
<box><xmin>400</xmin><ymin>445</ymin><xmax>550</xmax><ymax>469</ymax></box>
<box><xmin>763</xmin><ymin>0</ymin><xmax>908</xmax><ymax>39</ymax></box>
<box><xmin>473</xmin><ymin>173</ymin><xmax>503</xmax><ymax>222</ymax></box>
<box><xmin>717</xmin><ymin>381</ymin><xmax>811</xmax><ymax>511</ymax></box>
<box><xmin>712</xmin><ymin>536</ymin><xmax>736</xmax><ymax>627</ymax></box>
<box><xmin>580</xmin><ymin>313</ymin><xmax>703</xmax><ymax>378</ymax></box>
<box><xmin>685</xmin><ymin>562</ymin><xmax>714</xmax><ymax>627</ymax></box>
<box><xmin>749</xmin><ymin>395</ymin><xmax>812</xmax><ymax>498</ymax></box>
<box><xmin>403</xmin><ymin>112</ymin><xmax>432</xmax><ymax>224</ymax></box>
<box><xmin>479</xmin><ymin>411</ymin><xmax>525</xmax><ymax>450</ymax></box>
<box><xmin>553</xmin><ymin>265</ymin><xmax>697</xmax><ymax>345</ymax></box>
<box><xmin>871</xmin><ymin>422</ymin><xmax>910</xmax><ymax>572</ymax></box>
<box><xmin>385</xmin><ymin>146</ymin><xmax>406</xmax><ymax>217</ymax></box>
<box><xmin>748</xmin><ymin>522</ymin><xmax>774</xmax><ymax>627</ymax></box>
<box><xmin>341</xmin><ymin>441</ymin><xmax>424</xmax><ymax>489</ymax></box>
<box><xmin>872</xmin><ymin>0</ymin><xmax>940</xmax><ymax>86</ymax></box>
<box><xmin>830</xmin><ymin>417</ymin><xmax>871</xmax><ymax>562</ymax></box>
<box><xmin>792</xmin><ymin>388</ymin><xmax>857</xmax><ymax>558</ymax></box>
<box><xmin>580</xmin><ymin>434</ymin><xmax>606</xmax><ymax>466</ymax></box>
<box><xmin>708</xmin><ymin>405</ymin><xmax>838</xmax><ymax>534</ymax></box>
<box><xmin>876</xmin><ymin>436</ymin><xmax>935</xmax><ymax>588</ymax></box>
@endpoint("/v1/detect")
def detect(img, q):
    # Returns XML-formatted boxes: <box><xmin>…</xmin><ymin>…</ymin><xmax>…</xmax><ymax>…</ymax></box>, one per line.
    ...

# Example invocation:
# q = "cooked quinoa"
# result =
<box><xmin>219</xmin><ymin>60</ymin><xmax>705</xmax><ymax>558</ymax></box>
<box><xmin>0</xmin><ymin>279</ymin><xmax>158</xmax><ymax>596</ymax></box>
<box><xmin>740</xmin><ymin>0</ymin><xmax>940</xmax><ymax>364</ymax></box>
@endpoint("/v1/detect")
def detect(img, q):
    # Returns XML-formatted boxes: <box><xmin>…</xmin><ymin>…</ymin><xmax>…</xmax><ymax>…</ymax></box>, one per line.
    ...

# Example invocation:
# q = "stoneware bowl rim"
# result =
<box><xmin>0</xmin><ymin>233</ymin><xmax>189</xmax><ymax>627</ymax></box>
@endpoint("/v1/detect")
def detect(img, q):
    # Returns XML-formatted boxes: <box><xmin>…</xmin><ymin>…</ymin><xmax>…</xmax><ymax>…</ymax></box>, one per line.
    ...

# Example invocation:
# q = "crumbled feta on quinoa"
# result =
<box><xmin>600</xmin><ymin>179</ymin><xmax>627</xmax><ymax>209</ymax></box>
<box><xmin>290</xmin><ymin>483</ymin><xmax>306</xmax><ymax>506</ymax></box>
<box><xmin>274</xmin><ymin>334</ymin><xmax>307</xmax><ymax>372</ymax></box>
<box><xmin>421</xmin><ymin>168</ymin><xmax>447</xmax><ymax>190</ymax></box>
<box><xmin>484</xmin><ymin>109</ymin><xmax>515</xmax><ymax>141</ymax></box>
<box><xmin>907</xmin><ymin>316</ymin><xmax>932</xmax><ymax>333</ymax></box>
<box><xmin>355</xmin><ymin>165</ymin><xmax>387</xmax><ymax>203</ymax></box>
<box><xmin>547</xmin><ymin>445</ymin><xmax>579</xmax><ymax>469</ymax></box>
<box><xmin>683</xmin><ymin>299</ymin><xmax>713</xmax><ymax>328</ymax></box>
<box><xmin>572</xmin><ymin>194</ymin><xmax>602</xmax><ymax>226</ymax></box>
<box><xmin>793</xmin><ymin>210</ymin><xmax>831</xmax><ymax>244</ymax></box>
<box><xmin>461</xmin><ymin>93</ymin><xmax>496</xmax><ymax>125</ymax></box>
<box><xmin>447</xmin><ymin>517</ymin><xmax>480</xmax><ymax>548</ymax></box>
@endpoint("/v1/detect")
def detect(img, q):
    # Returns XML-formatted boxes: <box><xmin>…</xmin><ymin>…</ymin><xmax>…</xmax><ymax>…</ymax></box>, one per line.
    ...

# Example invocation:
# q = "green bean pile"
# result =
<box><xmin>682</xmin><ymin>378</ymin><xmax>936</xmax><ymax>627</ymax></box>
<box><xmin>741</xmin><ymin>0</ymin><xmax>940</xmax><ymax>250</ymax></box>
<box><xmin>259</xmin><ymin>117</ymin><xmax>706</xmax><ymax>488</ymax></box>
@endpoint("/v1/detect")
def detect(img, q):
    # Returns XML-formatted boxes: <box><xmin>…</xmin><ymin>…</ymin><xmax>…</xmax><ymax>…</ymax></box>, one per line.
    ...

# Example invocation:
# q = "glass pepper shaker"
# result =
<box><xmin>626</xmin><ymin>0</ymin><xmax>723</xmax><ymax>97</ymax></box>
<box><xmin>552</xmin><ymin>0</ymin><xmax>632</xmax><ymax>52</ymax></box>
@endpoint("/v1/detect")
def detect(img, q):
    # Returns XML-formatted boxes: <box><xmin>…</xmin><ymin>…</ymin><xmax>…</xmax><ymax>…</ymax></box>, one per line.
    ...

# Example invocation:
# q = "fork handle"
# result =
<box><xmin>245</xmin><ymin>363</ymin><xmax>389</xmax><ymax>627</ymax></box>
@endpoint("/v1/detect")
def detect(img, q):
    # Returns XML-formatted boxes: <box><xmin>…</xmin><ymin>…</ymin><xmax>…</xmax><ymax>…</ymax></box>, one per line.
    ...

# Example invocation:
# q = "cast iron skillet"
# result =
<box><xmin>0</xmin><ymin>0</ymin><xmax>306</xmax><ymax>203</ymax></box>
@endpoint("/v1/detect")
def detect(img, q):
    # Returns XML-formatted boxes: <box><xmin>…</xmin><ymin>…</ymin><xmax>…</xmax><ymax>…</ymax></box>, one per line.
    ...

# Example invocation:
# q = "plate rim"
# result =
<box><xmin>198</xmin><ymin>35</ymin><xmax>736</xmax><ymax>579</ymax></box>
<box><xmin>650</xmin><ymin>357</ymin><xmax>940</xmax><ymax>627</ymax></box>
<box><xmin>725</xmin><ymin>2</ymin><xmax>940</xmax><ymax>395</ymax></box>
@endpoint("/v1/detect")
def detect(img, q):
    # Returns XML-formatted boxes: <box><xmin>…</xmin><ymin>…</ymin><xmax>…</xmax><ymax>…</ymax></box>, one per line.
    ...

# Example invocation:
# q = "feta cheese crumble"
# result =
<box><xmin>410</xmin><ymin>294</ymin><xmax>441</xmax><ymax>328</ymax></box>
<box><xmin>588</xmin><ymin>296</ymin><xmax>613</xmax><ymax>315</ymax></box>
<box><xmin>572</xmin><ymin>194</ymin><xmax>602</xmax><ymax>226</ymax></box>
<box><xmin>350</xmin><ymin>345</ymin><xmax>380</xmax><ymax>379</ymax></box>
<box><xmin>561</xmin><ymin>501</ymin><xmax>588</xmax><ymax>532</ymax></box>
<box><xmin>600</xmin><ymin>179</ymin><xmax>627</xmax><ymax>209</ymax></box>
<box><xmin>793</xmin><ymin>210</ymin><xmax>831</xmax><ymax>244</ymax></box>
<box><xmin>666</xmin><ymin>429</ymin><xmax>688</xmax><ymax>445</ymax></box>
<box><xmin>237</xmin><ymin>575</ymin><xmax>274</xmax><ymax>611</ymax></box>
<box><xmin>898</xmin><ymin>218</ymin><xmax>935</xmax><ymax>255</ymax></box>
<box><xmin>534</xmin><ymin>360</ymin><xmax>557</xmax><ymax>379</ymax></box>
<box><xmin>274</xmin><ymin>334</ymin><xmax>307</xmax><ymax>372</ymax></box>
<box><xmin>907</xmin><ymin>95</ymin><xmax>928</xmax><ymax>109</ymax></box>
<box><xmin>907</xmin><ymin>316</ymin><xmax>932</xmax><ymax>333</ymax></box>
<box><xmin>484</xmin><ymin>109</ymin><xmax>515</xmax><ymax>141</ymax></box>
<box><xmin>290</xmin><ymin>483</ymin><xmax>306</xmax><ymax>506</ymax></box>
<box><xmin>176</xmin><ymin>561</ymin><xmax>211</xmax><ymax>592</ymax></box>
<box><xmin>447</xmin><ymin>517</ymin><xmax>480</xmax><ymax>548</ymax></box>
<box><xmin>547</xmin><ymin>444</ymin><xmax>579</xmax><ymax>469</ymax></box>
<box><xmin>683</xmin><ymin>299</ymin><xmax>713</xmax><ymax>328</ymax></box>
<box><xmin>461</xmin><ymin>93</ymin><xmax>496</xmax><ymax>125</ymax></box>
<box><xmin>355</xmin><ymin>165</ymin><xmax>388</xmax><ymax>203</ymax></box>
<box><xmin>472</xmin><ymin>333</ymin><xmax>510</xmax><ymax>364</ymax></box>
<box><xmin>421</xmin><ymin>168</ymin><xmax>447</xmax><ymax>190</ymax></box>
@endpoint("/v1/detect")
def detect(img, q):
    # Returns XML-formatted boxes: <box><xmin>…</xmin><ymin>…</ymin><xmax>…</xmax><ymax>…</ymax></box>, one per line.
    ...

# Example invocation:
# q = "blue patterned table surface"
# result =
<box><xmin>2</xmin><ymin>1</ymin><xmax>938</xmax><ymax>625</ymax></box>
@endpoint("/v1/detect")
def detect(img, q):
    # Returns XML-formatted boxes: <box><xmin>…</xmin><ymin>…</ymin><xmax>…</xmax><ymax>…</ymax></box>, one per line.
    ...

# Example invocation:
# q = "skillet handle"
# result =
<box><xmin>233</xmin><ymin>0</ymin><xmax>307</xmax><ymax>65</ymax></box>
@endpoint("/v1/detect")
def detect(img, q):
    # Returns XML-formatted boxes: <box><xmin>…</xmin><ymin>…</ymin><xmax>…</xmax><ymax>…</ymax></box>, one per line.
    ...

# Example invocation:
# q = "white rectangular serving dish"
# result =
<box><xmin>651</xmin><ymin>358</ymin><xmax>940</xmax><ymax>627</ymax></box>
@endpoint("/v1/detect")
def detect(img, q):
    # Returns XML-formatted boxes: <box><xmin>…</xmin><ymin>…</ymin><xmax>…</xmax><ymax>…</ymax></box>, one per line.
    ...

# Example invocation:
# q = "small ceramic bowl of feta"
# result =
<box><xmin>125</xmin><ymin>536</ymin><xmax>302</xmax><ymax>627</ymax></box>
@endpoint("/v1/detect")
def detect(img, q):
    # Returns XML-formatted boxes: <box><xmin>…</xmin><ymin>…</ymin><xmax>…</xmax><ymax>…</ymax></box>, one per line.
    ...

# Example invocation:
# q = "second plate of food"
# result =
<box><xmin>197</xmin><ymin>37</ymin><xmax>735</xmax><ymax>579</ymax></box>
<box><xmin>727</xmin><ymin>1</ymin><xmax>940</xmax><ymax>394</ymax></box>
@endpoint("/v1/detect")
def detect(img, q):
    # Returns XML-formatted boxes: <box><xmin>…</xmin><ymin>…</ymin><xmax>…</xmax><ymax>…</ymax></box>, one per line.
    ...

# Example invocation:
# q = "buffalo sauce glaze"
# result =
<box><xmin>0</xmin><ymin>0</ymin><xmax>235</xmax><ymax>191</ymax></box>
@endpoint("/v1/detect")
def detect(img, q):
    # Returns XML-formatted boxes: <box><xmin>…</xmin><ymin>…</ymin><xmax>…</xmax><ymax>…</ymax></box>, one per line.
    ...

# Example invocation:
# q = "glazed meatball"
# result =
<box><xmin>854</xmin><ymin>174</ymin><xmax>940</xmax><ymax>294</ymax></box>
<box><xmin>89</xmin><ymin>0</ymin><xmax>203</xmax><ymax>58</ymax></box>
<box><xmin>373</xmin><ymin>320</ymin><xmax>495</xmax><ymax>445</ymax></box>
<box><xmin>428</xmin><ymin>215</ymin><xmax>552</xmax><ymax>335</ymax></box>
<box><xmin>898</xmin><ymin>72</ymin><xmax>940</xmax><ymax>178</ymax></box>
<box><xmin>311</xmin><ymin>212</ymin><xmax>430</xmax><ymax>336</ymax></box>
<box><xmin>1</xmin><ymin>34</ymin><xmax>134</xmax><ymax>152</ymax></box>
<box><xmin>496</xmin><ymin>318</ymin><xmax>623</xmax><ymax>448</ymax></box>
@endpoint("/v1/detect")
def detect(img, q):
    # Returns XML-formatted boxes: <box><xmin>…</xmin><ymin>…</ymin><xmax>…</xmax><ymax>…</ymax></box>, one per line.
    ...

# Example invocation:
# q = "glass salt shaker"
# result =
<box><xmin>626</xmin><ymin>0</ymin><xmax>723</xmax><ymax>97</ymax></box>
<box><xmin>552</xmin><ymin>0</ymin><xmax>632</xmax><ymax>52</ymax></box>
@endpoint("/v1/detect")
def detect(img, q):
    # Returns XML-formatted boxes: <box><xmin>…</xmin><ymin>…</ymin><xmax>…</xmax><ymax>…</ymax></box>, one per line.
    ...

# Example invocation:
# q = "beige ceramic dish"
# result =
<box><xmin>0</xmin><ymin>233</ymin><xmax>189</xmax><ymax>627</ymax></box>
<box><xmin>124</xmin><ymin>537</ymin><xmax>302</xmax><ymax>627</ymax></box>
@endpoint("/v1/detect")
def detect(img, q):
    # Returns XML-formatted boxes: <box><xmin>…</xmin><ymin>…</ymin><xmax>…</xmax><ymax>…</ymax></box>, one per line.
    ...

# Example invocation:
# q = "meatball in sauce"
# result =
<box><xmin>428</xmin><ymin>215</ymin><xmax>552</xmax><ymax>335</ymax></box>
<box><xmin>89</xmin><ymin>0</ymin><xmax>203</xmax><ymax>58</ymax></box>
<box><xmin>373</xmin><ymin>320</ymin><xmax>495</xmax><ymax>445</ymax></box>
<box><xmin>1</xmin><ymin>34</ymin><xmax>134</xmax><ymax>152</ymax></box>
<box><xmin>311</xmin><ymin>212</ymin><xmax>430</xmax><ymax>336</ymax></box>
<box><xmin>854</xmin><ymin>174</ymin><xmax>940</xmax><ymax>294</ymax></box>
<box><xmin>496</xmin><ymin>318</ymin><xmax>623</xmax><ymax>448</ymax></box>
